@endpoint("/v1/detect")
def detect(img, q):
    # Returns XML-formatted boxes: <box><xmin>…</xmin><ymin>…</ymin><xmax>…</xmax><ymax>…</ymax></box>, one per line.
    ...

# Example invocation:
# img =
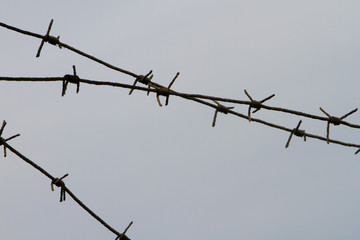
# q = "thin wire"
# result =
<box><xmin>1</xmin><ymin>76</ymin><xmax>359</xmax><ymax>150</ymax></box>
<box><xmin>0</xmin><ymin>138</ymin><xmax>124</xmax><ymax>238</ymax></box>
<box><xmin>0</xmin><ymin>21</ymin><xmax>138</xmax><ymax>78</ymax></box>
<box><xmin>0</xmin><ymin>20</ymin><xmax>359</xmax><ymax>129</ymax></box>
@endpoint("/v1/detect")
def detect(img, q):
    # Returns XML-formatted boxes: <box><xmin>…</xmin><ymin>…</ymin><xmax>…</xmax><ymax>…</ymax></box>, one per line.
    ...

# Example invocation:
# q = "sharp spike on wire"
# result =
<box><xmin>6</xmin><ymin>134</ymin><xmax>20</xmax><ymax>142</ymax></box>
<box><xmin>168</xmin><ymin>72</ymin><xmax>180</xmax><ymax>89</ymax></box>
<box><xmin>36</xmin><ymin>19</ymin><xmax>54</xmax><ymax>58</ymax></box>
<box><xmin>248</xmin><ymin>106</ymin><xmax>252</xmax><ymax>122</ymax></box>
<box><xmin>320</xmin><ymin>107</ymin><xmax>331</xmax><ymax>118</ymax></box>
<box><xmin>0</xmin><ymin>120</ymin><xmax>7</xmax><ymax>136</ymax></box>
<box><xmin>156</xmin><ymin>93</ymin><xmax>163</xmax><ymax>107</ymax></box>
<box><xmin>326</xmin><ymin>122</ymin><xmax>330</xmax><ymax>144</ymax></box>
<box><xmin>260</xmin><ymin>94</ymin><xmax>275</xmax><ymax>103</ymax></box>
<box><xmin>244</xmin><ymin>89</ymin><xmax>253</xmax><ymax>101</ymax></box>
<box><xmin>285</xmin><ymin>120</ymin><xmax>304</xmax><ymax>148</ymax></box>
<box><xmin>212</xmin><ymin>109</ymin><xmax>219</xmax><ymax>127</ymax></box>
<box><xmin>340</xmin><ymin>108</ymin><xmax>358</xmax><ymax>120</ymax></box>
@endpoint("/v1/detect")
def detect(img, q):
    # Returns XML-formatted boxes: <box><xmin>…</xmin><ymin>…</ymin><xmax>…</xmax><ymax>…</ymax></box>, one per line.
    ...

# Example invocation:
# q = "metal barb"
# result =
<box><xmin>326</xmin><ymin>122</ymin><xmax>331</xmax><ymax>144</ymax></box>
<box><xmin>212</xmin><ymin>101</ymin><xmax>234</xmax><ymax>127</ymax></box>
<box><xmin>260</xmin><ymin>94</ymin><xmax>276</xmax><ymax>103</ymax></box>
<box><xmin>0</xmin><ymin>121</ymin><xmax>20</xmax><ymax>157</ymax></box>
<box><xmin>319</xmin><ymin>107</ymin><xmax>331</xmax><ymax>118</ymax></box>
<box><xmin>0</xmin><ymin>120</ymin><xmax>7</xmax><ymax>136</ymax></box>
<box><xmin>153</xmin><ymin>86</ymin><xmax>171</xmax><ymax>107</ymax></box>
<box><xmin>212</xmin><ymin>109</ymin><xmax>219</xmax><ymax>127</ymax></box>
<box><xmin>168</xmin><ymin>72</ymin><xmax>180</xmax><ymax>89</ymax></box>
<box><xmin>129</xmin><ymin>70</ymin><xmax>152</xmax><ymax>95</ymax></box>
<box><xmin>164</xmin><ymin>72</ymin><xmax>180</xmax><ymax>106</ymax></box>
<box><xmin>341</xmin><ymin>108</ymin><xmax>358</xmax><ymax>120</ymax></box>
<box><xmin>36</xmin><ymin>19</ymin><xmax>61</xmax><ymax>57</ymax></box>
<box><xmin>244</xmin><ymin>90</ymin><xmax>274</xmax><ymax>122</ymax></box>
<box><xmin>0</xmin><ymin>19</ymin><xmax>359</xmax><ymax>155</ymax></box>
<box><xmin>51</xmin><ymin>173</ymin><xmax>69</xmax><ymax>202</ymax></box>
<box><xmin>62</xmin><ymin>66</ymin><xmax>80</xmax><ymax>96</ymax></box>
<box><xmin>128</xmin><ymin>76</ymin><xmax>142</xmax><ymax>95</ymax></box>
<box><xmin>36</xmin><ymin>19</ymin><xmax>53</xmax><ymax>57</ymax></box>
<box><xmin>115</xmin><ymin>221</ymin><xmax>133</xmax><ymax>240</ymax></box>
<box><xmin>320</xmin><ymin>107</ymin><xmax>358</xmax><ymax>144</ymax></box>
<box><xmin>244</xmin><ymin>89</ymin><xmax>253</xmax><ymax>101</ymax></box>
<box><xmin>156</xmin><ymin>92</ymin><xmax>163</xmax><ymax>107</ymax></box>
<box><xmin>285</xmin><ymin>120</ymin><xmax>305</xmax><ymax>148</ymax></box>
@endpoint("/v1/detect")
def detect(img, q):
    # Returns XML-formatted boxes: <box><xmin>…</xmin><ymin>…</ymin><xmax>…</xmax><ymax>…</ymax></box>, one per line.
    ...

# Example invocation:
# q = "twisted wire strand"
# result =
<box><xmin>0</xmin><ymin>20</ymin><xmax>359</xmax><ymax>129</ymax></box>
<box><xmin>0</xmin><ymin>76</ymin><xmax>359</xmax><ymax>150</ymax></box>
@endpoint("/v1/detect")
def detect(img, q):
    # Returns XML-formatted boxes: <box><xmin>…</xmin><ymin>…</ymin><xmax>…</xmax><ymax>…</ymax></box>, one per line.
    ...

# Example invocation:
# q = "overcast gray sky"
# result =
<box><xmin>1</xmin><ymin>1</ymin><xmax>360</xmax><ymax>239</ymax></box>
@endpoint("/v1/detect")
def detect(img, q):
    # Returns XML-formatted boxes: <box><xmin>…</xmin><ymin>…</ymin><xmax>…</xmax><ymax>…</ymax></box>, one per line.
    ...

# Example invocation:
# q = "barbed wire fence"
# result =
<box><xmin>1</xmin><ymin>19</ymin><xmax>359</xmax><ymax>240</ymax></box>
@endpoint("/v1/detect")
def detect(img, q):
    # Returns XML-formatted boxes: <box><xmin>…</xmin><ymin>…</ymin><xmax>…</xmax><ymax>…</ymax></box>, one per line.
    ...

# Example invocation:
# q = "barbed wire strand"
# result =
<box><xmin>0</xmin><ymin>126</ymin><xmax>131</xmax><ymax>240</ymax></box>
<box><xmin>0</xmin><ymin>20</ymin><xmax>359</xmax><ymax>130</ymax></box>
<box><xmin>0</xmin><ymin>76</ymin><xmax>359</xmax><ymax>152</ymax></box>
<box><xmin>1</xmin><ymin>17</ymin><xmax>360</xmax><ymax>240</ymax></box>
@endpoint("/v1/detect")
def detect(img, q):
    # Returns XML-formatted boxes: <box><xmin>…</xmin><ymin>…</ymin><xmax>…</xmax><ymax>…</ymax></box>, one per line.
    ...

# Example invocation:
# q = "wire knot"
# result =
<box><xmin>249</xmin><ymin>100</ymin><xmax>262</xmax><ymax>110</ymax></box>
<box><xmin>138</xmin><ymin>75</ymin><xmax>152</xmax><ymax>85</ymax></box>
<box><xmin>293</xmin><ymin>129</ymin><xmax>306</xmax><ymax>137</ymax></box>
<box><xmin>36</xmin><ymin>19</ymin><xmax>62</xmax><ymax>57</ymax></box>
<box><xmin>320</xmin><ymin>107</ymin><xmax>358</xmax><ymax>144</ymax></box>
<box><xmin>44</xmin><ymin>34</ymin><xmax>62</xmax><ymax>47</ymax></box>
<box><xmin>212</xmin><ymin>101</ymin><xmax>234</xmax><ymax>127</ymax></box>
<box><xmin>51</xmin><ymin>173</ymin><xmax>68</xmax><ymax>202</ymax></box>
<box><xmin>129</xmin><ymin>71</ymin><xmax>153</xmax><ymax>95</ymax></box>
<box><xmin>285</xmin><ymin>120</ymin><xmax>306</xmax><ymax>148</ymax></box>
<box><xmin>151</xmin><ymin>72</ymin><xmax>180</xmax><ymax>107</ymax></box>
<box><xmin>62</xmin><ymin>65</ymin><xmax>80</xmax><ymax>96</ymax></box>
<box><xmin>244</xmin><ymin>89</ymin><xmax>275</xmax><ymax>122</ymax></box>
<box><xmin>328</xmin><ymin>116</ymin><xmax>342</xmax><ymax>126</ymax></box>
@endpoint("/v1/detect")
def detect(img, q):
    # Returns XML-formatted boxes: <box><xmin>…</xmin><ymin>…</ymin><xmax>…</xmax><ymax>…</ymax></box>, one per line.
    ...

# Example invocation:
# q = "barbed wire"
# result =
<box><xmin>1</xmin><ymin>19</ymin><xmax>360</xmax><ymax>152</ymax></box>
<box><xmin>1</xmin><ymin>20</ymin><xmax>359</xmax><ymax>128</ymax></box>
<box><xmin>1</xmin><ymin>17</ymin><xmax>360</xmax><ymax>240</ymax></box>
<box><xmin>0</xmin><ymin>120</ymin><xmax>133</xmax><ymax>240</ymax></box>
<box><xmin>0</xmin><ymin>73</ymin><xmax>359</xmax><ymax>151</ymax></box>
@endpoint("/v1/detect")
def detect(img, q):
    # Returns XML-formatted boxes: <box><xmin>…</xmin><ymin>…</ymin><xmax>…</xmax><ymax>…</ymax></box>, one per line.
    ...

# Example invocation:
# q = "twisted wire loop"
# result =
<box><xmin>320</xmin><ymin>107</ymin><xmax>358</xmax><ymax>144</ymax></box>
<box><xmin>36</xmin><ymin>19</ymin><xmax>62</xmax><ymax>58</ymax></box>
<box><xmin>212</xmin><ymin>101</ymin><xmax>234</xmax><ymax>127</ymax></box>
<box><xmin>51</xmin><ymin>173</ymin><xmax>69</xmax><ymax>202</ymax></box>
<box><xmin>0</xmin><ymin>120</ymin><xmax>20</xmax><ymax>157</ymax></box>
<box><xmin>62</xmin><ymin>65</ymin><xmax>80</xmax><ymax>96</ymax></box>
<box><xmin>244</xmin><ymin>90</ymin><xmax>275</xmax><ymax>122</ymax></box>
<box><xmin>285</xmin><ymin>120</ymin><xmax>306</xmax><ymax>148</ymax></box>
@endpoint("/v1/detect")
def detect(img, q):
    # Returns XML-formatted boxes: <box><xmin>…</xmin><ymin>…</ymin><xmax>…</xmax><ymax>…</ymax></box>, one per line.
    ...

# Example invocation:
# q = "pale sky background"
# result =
<box><xmin>1</xmin><ymin>1</ymin><xmax>360</xmax><ymax>239</ymax></box>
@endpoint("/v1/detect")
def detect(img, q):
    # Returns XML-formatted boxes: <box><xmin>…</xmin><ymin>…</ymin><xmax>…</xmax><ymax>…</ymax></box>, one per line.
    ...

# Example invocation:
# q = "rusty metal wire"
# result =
<box><xmin>0</xmin><ymin>74</ymin><xmax>359</xmax><ymax>152</ymax></box>
<box><xmin>1</xmin><ymin>18</ymin><xmax>360</xmax><ymax>240</ymax></box>
<box><xmin>0</xmin><ymin>121</ymin><xmax>132</xmax><ymax>240</ymax></box>
<box><xmin>1</xmin><ymin>20</ymin><xmax>359</xmax><ymax>127</ymax></box>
